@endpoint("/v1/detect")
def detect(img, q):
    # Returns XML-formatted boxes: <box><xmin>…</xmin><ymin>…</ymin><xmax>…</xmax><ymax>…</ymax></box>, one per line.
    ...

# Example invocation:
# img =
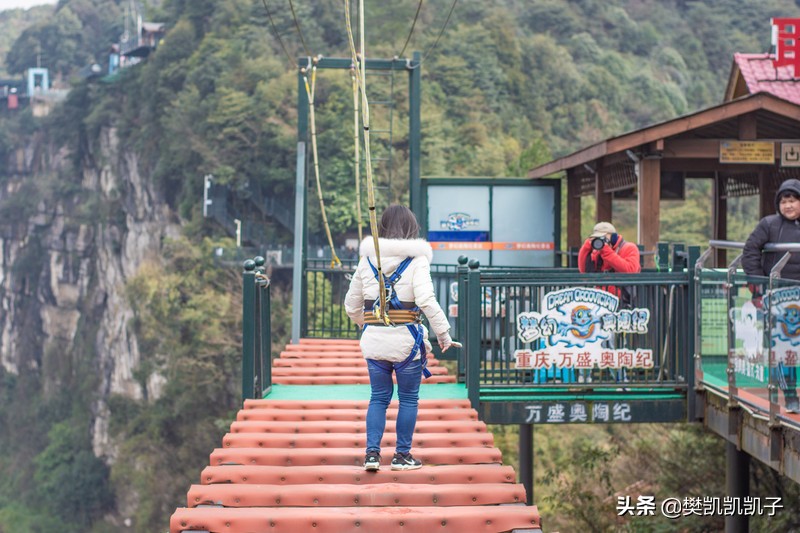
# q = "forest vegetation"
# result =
<box><xmin>1</xmin><ymin>0</ymin><xmax>800</xmax><ymax>531</ymax></box>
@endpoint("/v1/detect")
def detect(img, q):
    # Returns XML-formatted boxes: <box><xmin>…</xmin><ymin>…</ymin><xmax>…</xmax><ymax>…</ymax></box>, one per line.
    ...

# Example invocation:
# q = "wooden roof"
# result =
<box><xmin>527</xmin><ymin>92</ymin><xmax>800</xmax><ymax>179</ymax></box>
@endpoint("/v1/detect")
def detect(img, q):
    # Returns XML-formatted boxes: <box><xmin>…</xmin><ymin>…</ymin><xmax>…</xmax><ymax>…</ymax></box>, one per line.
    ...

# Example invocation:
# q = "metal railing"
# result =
<box><xmin>241</xmin><ymin>241</ymin><xmax>703</xmax><ymax>415</ymax></box>
<box><xmin>301</xmin><ymin>259</ymin><xmax>461</xmax><ymax>345</ymax></box>
<box><xmin>304</xmin><ymin>259</ymin><xmax>360</xmax><ymax>339</ymax></box>
<box><xmin>696</xmin><ymin>240</ymin><xmax>800</xmax><ymax>431</ymax></box>
<box><xmin>242</xmin><ymin>256</ymin><xmax>271</xmax><ymax>400</ymax></box>
<box><xmin>457</xmin><ymin>254</ymin><xmax>699</xmax><ymax>411</ymax></box>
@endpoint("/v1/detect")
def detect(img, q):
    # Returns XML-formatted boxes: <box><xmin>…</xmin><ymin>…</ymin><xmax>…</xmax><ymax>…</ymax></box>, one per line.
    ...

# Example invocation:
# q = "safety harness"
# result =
<box><xmin>364</xmin><ymin>257</ymin><xmax>431</xmax><ymax>378</ymax></box>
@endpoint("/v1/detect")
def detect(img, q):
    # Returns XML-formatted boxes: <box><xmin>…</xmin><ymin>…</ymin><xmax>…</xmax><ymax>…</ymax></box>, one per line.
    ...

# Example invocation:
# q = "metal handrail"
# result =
<box><xmin>707</xmin><ymin>239</ymin><xmax>745</xmax><ymax>250</ymax></box>
<box><xmin>242</xmin><ymin>256</ymin><xmax>271</xmax><ymax>401</ymax></box>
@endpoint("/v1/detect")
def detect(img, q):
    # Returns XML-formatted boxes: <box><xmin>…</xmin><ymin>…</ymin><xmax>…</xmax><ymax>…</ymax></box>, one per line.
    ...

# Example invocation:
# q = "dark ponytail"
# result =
<box><xmin>379</xmin><ymin>205</ymin><xmax>420</xmax><ymax>240</ymax></box>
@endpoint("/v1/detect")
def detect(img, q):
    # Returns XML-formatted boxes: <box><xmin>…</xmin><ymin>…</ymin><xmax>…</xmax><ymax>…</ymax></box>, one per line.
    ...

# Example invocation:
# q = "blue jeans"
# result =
<box><xmin>771</xmin><ymin>362</ymin><xmax>798</xmax><ymax>400</ymax></box>
<box><xmin>365</xmin><ymin>357</ymin><xmax>422</xmax><ymax>455</ymax></box>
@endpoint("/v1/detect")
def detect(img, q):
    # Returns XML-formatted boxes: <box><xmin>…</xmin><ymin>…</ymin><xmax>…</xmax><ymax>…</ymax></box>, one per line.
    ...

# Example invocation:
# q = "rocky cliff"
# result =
<box><xmin>0</xmin><ymin>125</ymin><xmax>180</xmax><ymax>460</ymax></box>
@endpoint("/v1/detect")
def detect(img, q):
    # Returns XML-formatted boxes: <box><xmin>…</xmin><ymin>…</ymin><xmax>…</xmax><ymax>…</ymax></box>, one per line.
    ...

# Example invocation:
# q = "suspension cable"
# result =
<box><xmin>345</xmin><ymin>0</ymin><xmax>390</xmax><ymax>325</ymax></box>
<box><xmin>288</xmin><ymin>0</ymin><xmax>310</xmax><ymax>57</ymax></box>
<box><xmin>351</xmin><ymin>67</ymin><xmax>363</xmax><ymax>243</ymax></box>
<box><xmin>418</xmin><ymin>0</ymin><xmax>459</xmax><ymax>66</ymax></box>
<box><xmin>260</xmin><ymin>0</ymin><xmax>296</xmax><ymax>67</ymax></box>
<box><xmin>302</xmin><ymin>57</ymin><xmax>342</xmax><ymax>268</ymax></box>
<box><xmin>397</xmin><ymin>0</ymin><xmax>424</xmax><ymax>58</ymax></box>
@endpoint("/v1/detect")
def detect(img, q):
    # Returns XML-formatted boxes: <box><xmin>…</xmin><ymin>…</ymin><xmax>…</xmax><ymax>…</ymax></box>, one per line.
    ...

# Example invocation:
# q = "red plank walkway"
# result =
<box><xmin>170</xmin><ymin>338</ymin><xmax>542</xmax><ymax>533</ymax></box>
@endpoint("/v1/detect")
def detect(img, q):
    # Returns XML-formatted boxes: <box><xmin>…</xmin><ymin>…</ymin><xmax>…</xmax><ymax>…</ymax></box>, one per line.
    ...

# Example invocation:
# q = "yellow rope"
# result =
<box><xmin>302</xmin><ymin>57</ymin><xmax>342</xmax><ymax>269</ymax></box>
<box><xmin>344</xmin><ymin>0</ymin><xmax>390</xmax><ymax>324</ymax></box>
<box><xmin>351</xmin><ymin>68</ymin><xmax>363</xmax><ymax>243</ymax></box>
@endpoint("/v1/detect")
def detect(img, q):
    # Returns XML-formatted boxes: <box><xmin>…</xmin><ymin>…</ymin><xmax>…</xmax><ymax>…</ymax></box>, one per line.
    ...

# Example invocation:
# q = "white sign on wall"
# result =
<box><xmin>781</xmin><ymin>142</ymin><xmax>800</xmax><ymax>167</ymax></box>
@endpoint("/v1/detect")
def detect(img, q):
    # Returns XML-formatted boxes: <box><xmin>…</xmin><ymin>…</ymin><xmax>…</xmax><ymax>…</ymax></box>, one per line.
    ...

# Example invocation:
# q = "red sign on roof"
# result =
<box><xmin>772</xmin><ymin>18</ymin><xmax>800</xmax><ymax>78</ymax></box>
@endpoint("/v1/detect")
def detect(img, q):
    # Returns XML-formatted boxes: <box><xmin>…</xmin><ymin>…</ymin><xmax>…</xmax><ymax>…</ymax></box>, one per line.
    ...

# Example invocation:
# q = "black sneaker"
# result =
<box><xmin>391</xmin><ymin>452</ymin><xmax>423</xmax><ymax>471</ymax></box>
<box><xmin>786</xmin><ymin>397</ymin><xmax>800</xmax><ymax>414</ymax></box>
<box><xmin>364</xmin><ymin>451</ymin><xmax>381</xmax><ymax>471</ymax></box>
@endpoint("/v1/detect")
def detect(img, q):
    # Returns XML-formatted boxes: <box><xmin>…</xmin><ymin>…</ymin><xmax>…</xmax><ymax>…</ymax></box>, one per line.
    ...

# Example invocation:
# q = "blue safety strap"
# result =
<box><xmin>395</xmin><ymin>323</ymin><xmax>431</xmax><ymax>378</ymax></box>
<box><xmin>366</xmin><ymin>257</ymin><xmax>415</xmax><ymax>311</ymax></box>
<box><xmin>364</xmin><ymin>256</ymin><xmax>430</xmax><ymax>379</ymax></box>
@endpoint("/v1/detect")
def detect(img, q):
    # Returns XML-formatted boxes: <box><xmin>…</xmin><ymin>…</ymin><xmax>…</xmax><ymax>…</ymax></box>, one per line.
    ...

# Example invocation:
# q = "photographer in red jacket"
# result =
<box><xmin>577</xmin><ymin>221</ymin><xmax>641</xmax><ymax>307</ymax></box>
<box><xmin>577</xmin><ymin>222</ymin><xmax>641</xmax><ymax>383</ymax></box>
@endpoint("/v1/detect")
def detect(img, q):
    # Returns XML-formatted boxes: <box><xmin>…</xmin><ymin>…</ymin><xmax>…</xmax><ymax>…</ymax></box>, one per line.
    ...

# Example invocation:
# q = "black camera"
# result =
<box><xmin>591</xmin><ymin>236</ymin><xmax>608</xmax><ymax>251</ymax></box>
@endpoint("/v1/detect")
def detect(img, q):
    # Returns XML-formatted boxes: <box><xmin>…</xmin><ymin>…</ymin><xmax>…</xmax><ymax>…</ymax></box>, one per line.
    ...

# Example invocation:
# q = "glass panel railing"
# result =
<box><xmin>728</xmin><ymin>271</ymin><xmax>769</xmax><ymax>402</ymax></box>
<box><xmin>697</xmin><ymin>268</ymin><xmax>729</xmax><ymax>389</ymax></box>
<box><xmin>766</xmin><ymin>275</ymin><xmax>800</xmax><ymax>414</ymax></box>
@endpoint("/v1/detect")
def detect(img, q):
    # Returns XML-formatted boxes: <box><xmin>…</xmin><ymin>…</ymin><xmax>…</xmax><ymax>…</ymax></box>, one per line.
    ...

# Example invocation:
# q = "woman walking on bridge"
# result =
<box><xmin>344</xmin><ymin>205</ymin><xmax>459</xmax><ymax>471</ymax></box>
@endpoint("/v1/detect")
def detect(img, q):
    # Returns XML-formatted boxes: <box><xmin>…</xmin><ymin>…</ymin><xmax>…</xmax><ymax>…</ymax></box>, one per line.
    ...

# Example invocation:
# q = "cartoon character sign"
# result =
<box><xmin>730</xmin><ymin>299</ymin><xmax>765</xmax><ymax>361</ymax></box>
<box><xmin>765</xmin><ymin>286</ymin><xmax>800</xmax><ymax>366</ymax></box>
<box><xmin>778</xmin><ymin>303</ymin><xmax>800</xmax><ymax>339</ymax></box>
<box><xmin>515</xmin><ymin>287</ymin><xmax>652</xmax><ymax>370</ymax></box>
<box><xmin>730</xmin><ymin>299</ymin><xmax>766</xmax><ymax>382</ymax></box>
<box><xmin>564</xmin><ymin>305</ymin><xmax>599</xmax><ymax>339</ymax></box>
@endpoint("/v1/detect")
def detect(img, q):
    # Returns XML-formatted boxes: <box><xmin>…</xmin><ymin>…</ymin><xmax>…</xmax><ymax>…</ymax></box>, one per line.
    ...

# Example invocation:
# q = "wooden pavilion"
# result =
<box><xmin>528</xmin><ymin>59</ymin><xmax>800</xmax><ymax>267</ymax></box>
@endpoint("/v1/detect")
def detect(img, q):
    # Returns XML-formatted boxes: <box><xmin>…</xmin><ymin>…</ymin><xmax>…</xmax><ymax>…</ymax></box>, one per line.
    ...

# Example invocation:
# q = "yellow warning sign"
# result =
<box><xmin>719</xmin><ymin>140</ymin><xmax>775</xmax><ymax>164</ymax></box>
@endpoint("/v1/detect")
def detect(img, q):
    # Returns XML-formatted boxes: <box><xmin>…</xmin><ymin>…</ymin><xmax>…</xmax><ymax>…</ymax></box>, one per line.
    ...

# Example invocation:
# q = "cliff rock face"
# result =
<box><xmin>0</xmin><ymin>127</ymin><xmax>179</xmax><ymax>458</ymax></box>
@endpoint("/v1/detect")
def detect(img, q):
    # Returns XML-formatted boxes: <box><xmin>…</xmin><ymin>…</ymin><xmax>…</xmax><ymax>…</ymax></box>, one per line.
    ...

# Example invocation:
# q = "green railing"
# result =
<box><xmin>242</xmin><ymin>256</ymin><xmax>271</xmax><ymax>400</ymax></box>
<box><xmin>242</xmin><ymin>243</ymin><xmax>702</xmax><ymax>412</ymax></box>
<box><xmin>303</xmin><ymin>259</ymin><xmax>360</xmax><ymax>339</ymax></box>
<box><xmin>457</xmin><ymin>252</ymin><xmax>700</xmax><ymax>412</ymax></box>
<box><xmin>301</xmin><ymin>259</ymin><xmax>462</xmax><ymax>350</ymax></box>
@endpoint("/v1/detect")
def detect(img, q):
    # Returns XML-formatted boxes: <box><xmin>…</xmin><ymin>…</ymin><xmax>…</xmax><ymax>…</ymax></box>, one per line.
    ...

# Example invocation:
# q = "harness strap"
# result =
<box><xmin>364</xmin><ymin>301</ymin><xmax>417</xmax><ymax>311</ymax></box>
<box><xmin>363</xmin><ymin>256</ymin><xmax>429</xmax><ymax>378</ymax></box>
<box><xmin>394</xmin><ymin>323</ymin><xmax>432</xmax><ymax>378</ymax></box>
<box><xmin>366</xmin><ymin>257</ymin><xmax>416</xmax><ymax>312</ymax></box>
<box><xmin>363</xmin><ymin>310</ymin><xmax>420</xmax><ymax>325</ymax></box>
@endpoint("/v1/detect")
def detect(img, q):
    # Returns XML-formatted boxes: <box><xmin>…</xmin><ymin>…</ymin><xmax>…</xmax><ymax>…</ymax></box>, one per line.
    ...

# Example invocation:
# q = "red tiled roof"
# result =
<box><xmin>730</xmin><ymin>52</ymin><xmax>800</xmax><ymax>105</ymax></box>
<box><xmin>169</xmin><ymin>339</ymin><xmax>542</xmax><ymax>533</ymax></box>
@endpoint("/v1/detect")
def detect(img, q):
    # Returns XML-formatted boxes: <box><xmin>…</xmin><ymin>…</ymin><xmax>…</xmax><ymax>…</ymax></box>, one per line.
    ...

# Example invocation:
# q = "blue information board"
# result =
<box><xmin>422</xmin><ymin>178</ymin><xmax>560</xmax><ymax>267</ymax></box>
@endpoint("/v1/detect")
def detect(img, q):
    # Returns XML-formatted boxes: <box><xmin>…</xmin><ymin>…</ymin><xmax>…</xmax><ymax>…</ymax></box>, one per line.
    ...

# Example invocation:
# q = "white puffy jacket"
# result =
<box><xmin>344</xmin><ymin>237</ymin><xmax>451</xmax><ymax>362</ymax></box>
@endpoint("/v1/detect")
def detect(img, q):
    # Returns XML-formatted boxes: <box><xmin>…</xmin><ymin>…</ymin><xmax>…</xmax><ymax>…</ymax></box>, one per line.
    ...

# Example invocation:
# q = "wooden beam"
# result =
<box><xmin>723</xmin><ymin>62</ymin><xmax>741</xmax><ymax>102</ymax></box>
<box><xmin>596</xmin><ymin>165</ymin><xmax>612</xmax><ymax>222</ymax></box>
<box><xmin>660</xmin><ymin>159</ymin><xmax>778</xmax><ymax>173</ymax></box>
<box><xmin>663</xmin><ymin>139</ymin><xmax>721</xmax><ymax>159</ymax></box>
<box><xmin>528</xmin><ymin>93</ymin><xmax>800</xmax><ymax>179</ymax></box>
<box><xmin>760</xmin><ymin>170</ymin><xmax>777</xmax><ymax>218</ymax></box>
<box><xmin>605</xmin><ymin>95</ymin><xmax>774</xmax><ymax>154</ymax></box>
<box><xmin>637</xmin><ymin>158</ymin><xmax>661</xmax><ymax>267</ymax></box>
<box><xmin>527</xmin><ymin>142</ymin><xmax>607</xmax><ymax>179</ymax></box>
<box><xmin>567</xmin><ymin>170</ymin><xmax>582</xmax><ymax>255</ymax></box>
<box><xmin>762</xmin><ymin>95</ymin><xmax>800</xmax><ymax>120</ymax></box>
<box><xmin>738</xmin><ymin>113</ymin><xmax>757</xmax><ymax>140</ymax></box>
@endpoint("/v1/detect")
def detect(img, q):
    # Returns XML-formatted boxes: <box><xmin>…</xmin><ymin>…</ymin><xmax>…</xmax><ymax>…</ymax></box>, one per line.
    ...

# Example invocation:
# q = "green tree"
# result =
<box><xmin>33</xmin><ymin>421</ymin><xmax>113</xmax><ymax>530</ymax></box>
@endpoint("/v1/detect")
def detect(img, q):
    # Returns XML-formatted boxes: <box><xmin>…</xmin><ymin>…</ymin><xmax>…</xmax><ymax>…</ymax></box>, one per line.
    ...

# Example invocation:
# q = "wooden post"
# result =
<box><xmin>637</xmin><ymin>158</ymin><xmax>661</xmax><ymax>268</ymax></box>
<box><xmin>725</xmin><ymin>442</ymin><xmax>750</xmax><ymax>533</ymax></box>
<box><xmin>760</xmin><ymin>170</ymin><xmax>777</xmax><ymax>219</ymax></box>
<box><xmin>596</xmin><ymin>164</ymin><xmax>612</xmax><ymax>223</ymax></box>
<box><xmin>567</xmin><ymin>169</ymin><xmax>582</xmax><ymax>251</ymax></box>
<box><xmin>713</xmin><ymin>175</ymin><xmax>727</xmax><ymax>268</ymax></box>
<box><xmin>738</xmin><ymin>113</ymin><xmax>757</xmax><ymax>141</ymax></box>
<box><xmin>519</xmin><ymin>424</ymin><xmax>533</xmax><ymax>505</ymax></box>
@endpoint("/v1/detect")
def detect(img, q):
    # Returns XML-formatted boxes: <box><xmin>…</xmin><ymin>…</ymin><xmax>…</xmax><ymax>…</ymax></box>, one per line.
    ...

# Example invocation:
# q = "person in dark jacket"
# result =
<box><xmin>742</xmin><ymin>179</ymin><xmax>800</xmax><ymax>280</ymax></box>
<box><xmin>742</xmin><ymin>178</ymin><xmax>800</xmax><ymax>413</ymax></box>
